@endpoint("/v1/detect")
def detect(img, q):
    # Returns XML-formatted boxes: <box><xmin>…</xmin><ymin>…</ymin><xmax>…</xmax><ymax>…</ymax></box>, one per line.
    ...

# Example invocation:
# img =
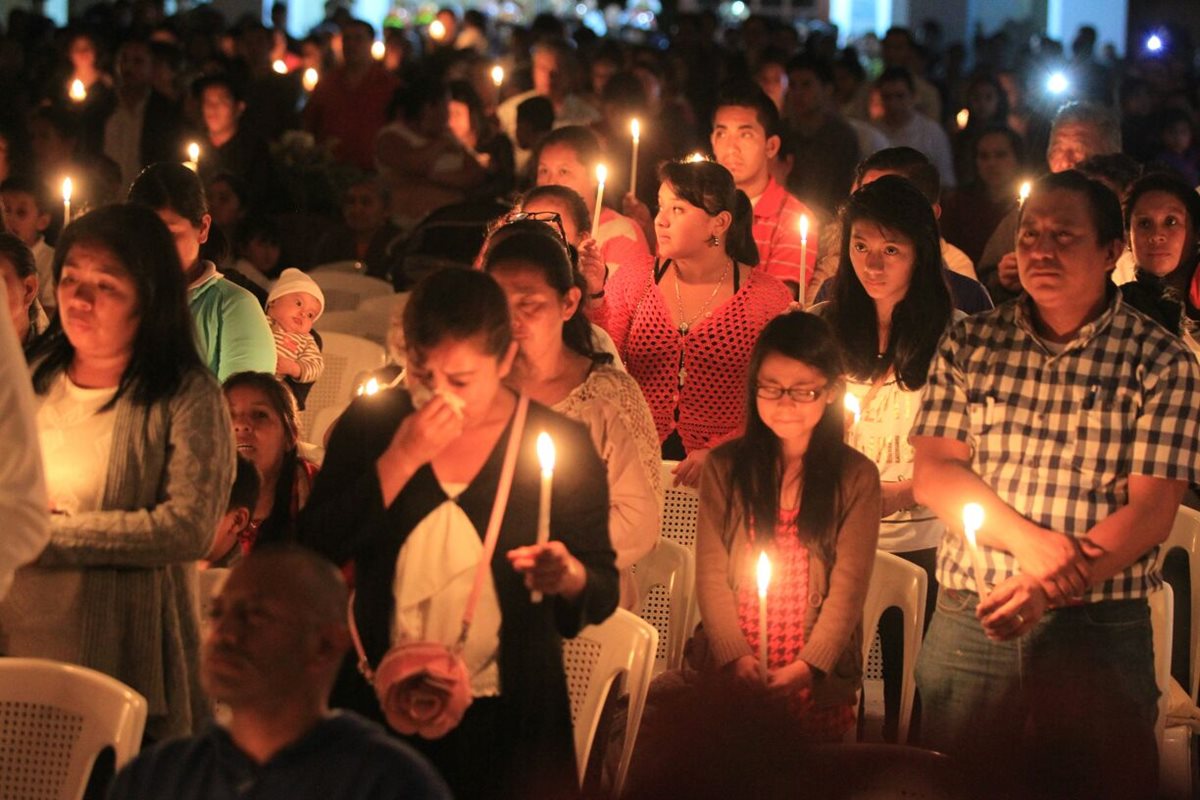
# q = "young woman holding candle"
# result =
<box><xmin>817</xmin><ymin>174</ymin><xmax>955</xmax><ymax>741</ymax></box>
<box><xmin>482</xmin><ymin>221</ymin><xmax>661</xmax><ymax>607</ymax></box>
<box><xmin>590</xmin><ymin>158</ymin><xmax>792</xmax><ymax>486</ymax></box>
<box><xmin>298</xmin><ymin>267</ymin><xmax>617</xmax><ymax>800</ymax></box>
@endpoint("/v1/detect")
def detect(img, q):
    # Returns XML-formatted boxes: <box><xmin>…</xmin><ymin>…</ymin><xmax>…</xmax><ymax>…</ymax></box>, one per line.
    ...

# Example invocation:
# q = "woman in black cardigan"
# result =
<box><xmin>299</xmin><ymin>267</ymin><xmax>618</xmax><ymax>800</ymax></box>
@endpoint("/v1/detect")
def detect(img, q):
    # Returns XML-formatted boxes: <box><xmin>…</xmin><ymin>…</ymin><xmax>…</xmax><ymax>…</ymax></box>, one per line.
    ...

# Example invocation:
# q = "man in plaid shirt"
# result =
<box><xmin>910</xmin><ymin>171</ymin><xmax>1200</xmax><ymax>799</ymax></box>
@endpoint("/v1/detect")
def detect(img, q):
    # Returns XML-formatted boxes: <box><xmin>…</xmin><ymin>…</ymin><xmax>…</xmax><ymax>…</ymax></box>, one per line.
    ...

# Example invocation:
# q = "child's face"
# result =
<box><xmin>267</xmin><ymin>291</ymin><xmax>321</xmax><ymax>334</ymax></box>
<box><xmin>344</xmin><ymin>184</ymin><xmax>386</xmax><ymax>233</ymax></box>
<box><xmin>754</xmin><ymin>353</ymin><xmax>835</xmax><ymax>445</ymax></box>
<box><xmin>244</xmin><ymin>236</ymin><xmax>281</xmax><ymax>274</ymax></box>
<box><xmin>1</xmin><ymin>191</ymin><xmax>49</xmax><ymax>247</ymax></box>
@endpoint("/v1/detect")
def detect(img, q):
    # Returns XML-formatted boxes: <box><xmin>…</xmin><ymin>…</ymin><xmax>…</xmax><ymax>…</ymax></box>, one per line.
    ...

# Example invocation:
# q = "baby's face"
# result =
<box><xmin>268</xmin><ymin>291</ymin><xmax>321</xmax><ymax>334</ymax></box>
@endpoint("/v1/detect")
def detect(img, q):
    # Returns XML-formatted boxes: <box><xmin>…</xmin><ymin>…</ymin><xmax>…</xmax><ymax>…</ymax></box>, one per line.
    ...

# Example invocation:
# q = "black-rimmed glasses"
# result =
<box><xmin>488</xmin><ymin>210</ymin><xmax>568</xmax><ymax>243</ymax></box>
<box><xmin>755</xmin><ymin>384</ymin><xmax>828</xmax><ymax>403</ymax></box>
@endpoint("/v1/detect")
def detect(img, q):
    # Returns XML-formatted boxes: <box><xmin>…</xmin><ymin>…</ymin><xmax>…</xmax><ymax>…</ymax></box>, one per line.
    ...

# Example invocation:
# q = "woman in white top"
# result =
<box><xmin>819</xmin><ymin>175</ymin><xmax>955</xmax><ymax>742</ymax></box>
<box><xmin>482</xmin><ymin>220</ymin><xmax>662</xmax><ymax>607</ymax></box>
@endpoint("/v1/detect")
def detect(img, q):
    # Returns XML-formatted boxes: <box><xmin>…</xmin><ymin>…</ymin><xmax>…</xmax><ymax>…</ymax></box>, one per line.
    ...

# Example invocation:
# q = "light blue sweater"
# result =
<box><xmin>188</xmin><ymin>268</ymin><xmax>276</xmax><ymax>381</ymax></box>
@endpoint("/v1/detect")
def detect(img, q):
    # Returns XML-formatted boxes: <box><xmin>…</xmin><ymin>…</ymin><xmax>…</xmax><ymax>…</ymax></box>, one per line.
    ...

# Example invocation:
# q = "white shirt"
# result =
<box><xmin>31</xmin><ymin>237</ymin><xmax>55</xmax><ymax>314</ymax></box>
<box><xmin>941</xmin><ymin>239</ymin><xmax>977</xmax><ymax>280</ymax></box>
<box><xmin>877</xmin><ymin>113</ymin><xmax>958</xmax><ymax>188</ymax></box>
<box><xmin>104</xmin><ymin>94</ymin><xmax>148</xmax><ymax>190</ymax></box>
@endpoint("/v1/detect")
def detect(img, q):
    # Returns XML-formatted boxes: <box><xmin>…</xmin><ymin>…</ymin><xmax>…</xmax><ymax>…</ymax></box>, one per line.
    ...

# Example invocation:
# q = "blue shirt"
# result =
<box><xmin>107</xmin><ymin>711</ymin><xmax>451</xmax><ymax>800</ymax></box>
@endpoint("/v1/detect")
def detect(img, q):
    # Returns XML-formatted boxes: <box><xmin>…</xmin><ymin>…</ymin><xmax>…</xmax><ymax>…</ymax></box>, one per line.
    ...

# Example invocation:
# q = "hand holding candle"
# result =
<box><xmin>532</xmin><ymin>432</ymin><xmax>556</xmax><ymax>603</ymax></box>
<box><xmin>963</xmin><ymin>502</ymin><xmax>990</xmax><ymax>598</ymax></box>
<box><xmin>756</xmin><ymin>550</ymin><xmax>771</xmax><ymax>671</ymax></box>
<box><xmin>591</xmin><ymin>164</ymin><xmax>607</xmax><ymax>235</ymax></box>
<box><xmin>798</xmin><ymin>213</ymin><xmax>810</xmax><ymax>306</ymax></box>
<box><xmin>69</xmin><ymin>79</ymin><xmax>87</xmax><ymax>102</ymax></box>
<box><xmin>629</xmin><ymin>118</ymin><xmax>640</xmax><ymax>196</ymax></box>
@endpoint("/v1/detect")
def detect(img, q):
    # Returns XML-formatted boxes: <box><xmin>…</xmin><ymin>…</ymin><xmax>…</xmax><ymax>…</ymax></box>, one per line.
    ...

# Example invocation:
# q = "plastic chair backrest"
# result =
<box><xmin>562</xmin><ymin>609</ymin><xmax>658</xmax><ymax>798</ymax></box>
<box><xmin>859</xmin><ymin>551</ymin><xmax>927</xmax><ymax>745</ymax></box>
<box><xmin>297</xmin><ymin>332</ymin><xmax>386</xmax><ymax>441</ymax></box>
<box><xmin>658</xmin><ymin>461</ymin><xmax>699</xmax><ymax>552</ymax></box>
<box><xmin>0</xmin><ymin>658</ymin><xmax>148</xmax><ymax>800</ymax></box>
<box><xmin>307</xmin><ymin>271</ymin><xmax>394</xmax><ymax>312</ymax></box>
<box><xmin>1150</xmin><ymin>584</ymin><xmax>1175</xmax><ymax>748</ymax></box>
<box><xmin>1160</xmin><ymin>506</ymin><xmax>1200</xmax><ymax>700</ymax></box>
<box><xmin>310</xmin><ymin>260</ymin><xmax>365</xmax><ymax>274</ymax></box>
<box><xmin>633</xmin><ymin>540</ymin><xmax>695</xmax><ymax>673</ymax></box>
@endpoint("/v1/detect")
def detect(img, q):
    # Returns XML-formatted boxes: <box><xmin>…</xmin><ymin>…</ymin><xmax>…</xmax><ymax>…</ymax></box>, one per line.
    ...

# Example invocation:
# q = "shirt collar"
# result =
<box><xmin>1013</xmin><ymin>285</ymin><xmax>1122</xmax><ymax>353</ymax></box>
<box><xmin>752</xmin><ymin>177</ymin><xmax>786</xmax><ymax>219</ymax></box>
<box><xmin>187</xmin><ymin>260</ymin><xmax>221</xmax><ymax>292</ymax></box>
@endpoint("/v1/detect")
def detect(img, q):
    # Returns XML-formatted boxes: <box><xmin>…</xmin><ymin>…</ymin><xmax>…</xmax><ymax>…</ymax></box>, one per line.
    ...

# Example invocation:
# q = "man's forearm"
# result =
<box><xmin>1081</xmin><ymin>478</ymin><xmax>1186</xmax><ymax>586</ymax></box>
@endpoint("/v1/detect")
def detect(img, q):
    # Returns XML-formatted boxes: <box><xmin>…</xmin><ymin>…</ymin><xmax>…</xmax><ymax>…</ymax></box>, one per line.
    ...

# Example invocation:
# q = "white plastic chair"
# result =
<box><xmin>858</xmin><ymin>551</ymin><xmax>927</xmax><ymax>745</ymax></box>
<box><xmin>1156</xmin><ymin>508</ymin><xmax>1199</xmax><ymax>800</ymax></box>
<box><xmin>562</xmin><ymin>609</ymin><xmax>657</xmax><ymax>798</ymax></box>
<box><xmin>297</xmin><ymin>332</ymin><xmax>386</xmax><ymax>441</ymax></box>
<box><xmin>658</xmin><ymin>461</ymin><xmax>699</xmax><ymax>552</ymax></box>
<box><xmin>309</xmin><ymin>260</ymin><xmax>365</xmax><ymax>274</ymax></box>
<box><xmin>1150</xmin><ymin>586</ymin><xmax>1176</xmax><ymax>767</ymax></box>
<box><xmin>632</xmin><ymin>540</ymin><xmax>695</xmax><ymax>674</ymax></box>
<box><xmin>0</xmin><ymin>658</ymin><xmax>148</xmax><ymax>800</ymax></box>
<box><xmin>307</xmin><ymin>270</ymin><xmax>394</xmax><ymax>312</ymax></box>
<box><xmin>1161</xmin><ymin>506</ymin><xmax>1200</xmax><ymax>700</ymax></box>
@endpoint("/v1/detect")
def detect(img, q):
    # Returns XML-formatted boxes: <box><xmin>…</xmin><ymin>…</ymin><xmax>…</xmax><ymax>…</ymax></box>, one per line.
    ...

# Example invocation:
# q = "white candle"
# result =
<box><xmin>592</xmin><ymin>164</ymin><xmax>607</xmax><ymax>235</ymax></box>
<box><xmin>490</xmin><ymin>65</ymin><xmax>504</xmax><ymax>88</ymax></box>
<box><xmin>629</xmin><ymin>118</ymin><xmax>640</xmax><ymax>196</ymax></box>
<box><xmin>756</xmin><ymin>551</ymin><xmax>771</xmax><ymax>670</ymax></box>
<box><xmin>798</xmin><ymin>213</ymin><xmax>810</xmax><ymax>306</ymax></box>
<box><xmin>302</xmin><ymin>68</ymin><xmax>320</xmax><ymax>93</ymax></box>
<box><xmin>69</xmin><ymin>79</ymin><xmax>87</xmax><ymax>102</ymax></box>
<box><xmin>686</xmin><ymin>152</ymin><xmax>706</xmax><ymax>163</ymax></box>
<box><xmin>1018</xmin><ymin>181</ymin><xmax>1031</xmax><ymax>208</ymax></box>
<box><xmin>62</xmin><ymin>177</ymin><xmax>73</xmax><ymax>224</ymax></box>
<box><xmin>532</xmin><ymin>432</ymin><xmax>556</xmax><ymax>603</ymax></box>
<box><xmin>963</xmin><ymin>502</ymin><xmax>989</xmax><ymax>597</ymax></box>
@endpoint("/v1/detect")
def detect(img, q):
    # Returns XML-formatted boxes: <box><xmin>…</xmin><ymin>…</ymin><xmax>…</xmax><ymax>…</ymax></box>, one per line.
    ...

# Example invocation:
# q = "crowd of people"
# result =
<box><xmin>1</xmin><ymin>3</ymin><xmax>1200</xmax><ymax>799</ymax></box>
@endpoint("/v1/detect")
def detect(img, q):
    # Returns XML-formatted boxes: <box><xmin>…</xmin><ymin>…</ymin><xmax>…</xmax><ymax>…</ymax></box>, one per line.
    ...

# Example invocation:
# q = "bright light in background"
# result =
<box><xmin>272</xmin><ymin>59</ymin><xmax>287</xmax><ymax>75</ymax></box>
<box><xmin>429</xmin><ymin>19</ymin><xmax>447</xmax><ymax>40</ymax></box>
<box><xmin>371</xmin><ymin>41</ymin><xmax>386</xmax><ymax>60</ymax></box>
<box><xmin>1046</xmin><ymin>71</ymin><xmax>1070</xmax><ymax>96</ymax></box>
<box><xmin>1146</xmin><ymin>34</ymin><xmax>1164</xmax><ymax>52</ymax></box>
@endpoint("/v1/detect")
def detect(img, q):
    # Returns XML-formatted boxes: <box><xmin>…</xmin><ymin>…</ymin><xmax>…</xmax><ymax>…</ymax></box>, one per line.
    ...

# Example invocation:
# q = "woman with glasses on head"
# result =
<box><xmin>482</xmin><ymin>221</ymin><xmax>660</xmax><ymax>607</ymax></box>
<box><xmin>816</xmin><ymin>174</ymin><xmax>955</xmax><ymax>741</ymax></box>
<box><xmin>590</xmin><ymin>158</ymin><xmax>792</xmax><ymax>487</ymax></box>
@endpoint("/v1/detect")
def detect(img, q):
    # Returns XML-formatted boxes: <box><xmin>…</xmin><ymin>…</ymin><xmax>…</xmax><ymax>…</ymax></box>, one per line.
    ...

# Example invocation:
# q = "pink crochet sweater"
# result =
<box><xmin>593</xmin><ymin>257</ymin><xmax>792</xmax><ymax>453</ymax></box>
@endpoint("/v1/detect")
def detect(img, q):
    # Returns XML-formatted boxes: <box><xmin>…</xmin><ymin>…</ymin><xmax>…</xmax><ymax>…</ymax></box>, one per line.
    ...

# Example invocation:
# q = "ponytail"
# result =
<box><xmin>726</xmin><ymin>189</ymin><xmax>759</xmax><ymax>266</ymax></box>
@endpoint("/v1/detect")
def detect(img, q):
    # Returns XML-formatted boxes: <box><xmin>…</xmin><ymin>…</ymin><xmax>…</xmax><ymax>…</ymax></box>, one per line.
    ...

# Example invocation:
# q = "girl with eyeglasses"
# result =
<box><xmin>817</xmin><ymin>174</ymin><xmax>955</xmax><ymax>741</ymax></box>
<box><xmin>627</xmin><ymin>312</ymin><xmax>878</xmax><ymax>795</ymax></box>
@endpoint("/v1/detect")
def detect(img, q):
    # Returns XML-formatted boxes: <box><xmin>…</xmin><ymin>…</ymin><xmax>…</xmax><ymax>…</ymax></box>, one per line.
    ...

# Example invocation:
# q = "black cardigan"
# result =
<box><xmin>298</xmin><ymin>387</ymin><xmax>617</xmax><ymax>795</ymax></box>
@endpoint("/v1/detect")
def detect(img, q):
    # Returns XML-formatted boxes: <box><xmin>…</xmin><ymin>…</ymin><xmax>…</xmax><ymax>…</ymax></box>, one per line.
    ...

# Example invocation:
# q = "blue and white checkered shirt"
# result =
<box><xmin>911</xmin><ymin>291</ymin><xmax>1200</xmax><ymax>601</ymax></box>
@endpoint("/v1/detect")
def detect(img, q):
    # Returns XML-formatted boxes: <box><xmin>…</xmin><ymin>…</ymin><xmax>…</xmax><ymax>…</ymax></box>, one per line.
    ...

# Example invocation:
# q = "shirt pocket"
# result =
<box><xmin>967</xmin><ymin>395</ymin><xmax>1023</xmax><ymax>465</ymax></box>
<box><xmin>1072</xmin><ymin>389</ymin><xmax>1137</xmax><ymax>488</ymax></box>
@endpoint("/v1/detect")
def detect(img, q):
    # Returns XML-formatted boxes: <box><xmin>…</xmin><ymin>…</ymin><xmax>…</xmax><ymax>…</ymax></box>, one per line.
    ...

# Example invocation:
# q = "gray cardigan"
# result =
<box><xmin>32</xmin><ymin>366</ymin><xmax>234</xmax><ymax>740</ymax></box>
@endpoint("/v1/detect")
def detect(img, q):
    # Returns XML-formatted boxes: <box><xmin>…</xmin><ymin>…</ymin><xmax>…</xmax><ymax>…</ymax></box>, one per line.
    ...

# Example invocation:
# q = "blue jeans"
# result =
<box><xmin>916</xmin><ymin>588</ymin><xmax>1159</xmax><ymax>800</ymax></box>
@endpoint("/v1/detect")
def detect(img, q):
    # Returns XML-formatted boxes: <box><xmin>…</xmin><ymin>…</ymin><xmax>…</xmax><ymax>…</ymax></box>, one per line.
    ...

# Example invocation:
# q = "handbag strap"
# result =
<box><xmin>346</xmin><ymin>392</ymin><xmax>530</xmax><ymax>676</ymax></box>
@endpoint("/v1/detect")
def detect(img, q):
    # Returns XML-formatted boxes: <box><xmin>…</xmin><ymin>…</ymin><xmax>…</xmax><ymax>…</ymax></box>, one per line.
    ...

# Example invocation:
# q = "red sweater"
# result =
<box><xmin>594</xmin><ymin>257</ymin><xmax>791</xmax><ymax>453</ymax></box>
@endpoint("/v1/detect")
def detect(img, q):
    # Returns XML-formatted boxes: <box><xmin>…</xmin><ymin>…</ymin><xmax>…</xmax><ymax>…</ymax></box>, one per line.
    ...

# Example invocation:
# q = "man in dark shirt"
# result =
<box><xmin>784</xmin><ymin>56</ymin><xmax>861</xmax><ymax>216</ymax></box>
<box><xmin>107</xmin><ymin>546</ymin><xmax>451</xmax><ymax>800</ymax></box>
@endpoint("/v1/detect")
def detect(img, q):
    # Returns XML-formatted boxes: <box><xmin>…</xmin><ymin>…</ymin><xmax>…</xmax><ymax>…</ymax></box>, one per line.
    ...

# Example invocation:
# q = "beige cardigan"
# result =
<box><xmin>26</xmin><ymin>367</ymin><xmax>234</xmax><ymax>740</ymax></box>
<box><xmin>695</xmin><ymin>442</ymin><xmax>881</xmax><ymax>706</ymax></box>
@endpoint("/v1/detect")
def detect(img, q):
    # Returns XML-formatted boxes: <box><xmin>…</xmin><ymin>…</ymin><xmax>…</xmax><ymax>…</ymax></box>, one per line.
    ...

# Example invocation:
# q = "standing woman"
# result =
<box><xmin>1</xmin><ymin>205</ymin><xmax>235</xmax><ymax>739</ymax></box>
<box><xmin>299</xmin><ymin>268</ymin><xmax>617</xmax><ymax>800</ymax></box>
<box><xmin>128</xmin><ymin>162</ymin><xmax>276</xmax><ymax>381</ymax></box>
<box><xmin>820</xmin><ymin>174</ymin><xmax>954</xmax><ymax>740</ymax></box>
<box><xmin>591</xmin><ymin>158</ymin><xmax>792</xmax><ymax>486</ymax></box>
<box><xmin>483</xmin><ymin>222</ymin><xmax>661</xmax><ymax>607</ymax></box>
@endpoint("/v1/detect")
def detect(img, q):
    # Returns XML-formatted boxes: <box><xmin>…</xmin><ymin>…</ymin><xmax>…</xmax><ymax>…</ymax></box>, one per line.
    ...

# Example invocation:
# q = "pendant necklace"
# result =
<box><xmin>674</xmin><ymin>258</ymin><xmax>732</xmax><ymax>336</ymax></box>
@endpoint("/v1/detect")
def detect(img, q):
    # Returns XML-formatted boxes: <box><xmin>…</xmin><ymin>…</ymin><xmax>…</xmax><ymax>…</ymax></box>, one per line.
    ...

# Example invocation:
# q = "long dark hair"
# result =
<box><xmin>29</xmin><ymin>204</ymin><xmax>204</xmax><ymax>408</ymax></box>
<box><xmin>731</xmin><ymin>312</ymin><xmax>846</xmax><ymax>562</ymax></box>
<box><xmin>403</xmin><ymin>266</ymin><xmax>512</xmax><ymax>361</ymax></box>
<box><xmin>657</xmin><ymin>160</ymin><xmax>759</xmax><ymax>266</ymax></box>
<box><xmin>828</xmin><ymin>175</ymin><xmax>951</xmax><ymax>390</ymax></box>
<box><xmin>127</xmin><ymin>161</ymin><xmax>209</xmax><ymax>226</ymax></box>
<box><xmin>482</xmin><ymin>221</ymin><xmax>602</xmax><ymax>361</ymax></box>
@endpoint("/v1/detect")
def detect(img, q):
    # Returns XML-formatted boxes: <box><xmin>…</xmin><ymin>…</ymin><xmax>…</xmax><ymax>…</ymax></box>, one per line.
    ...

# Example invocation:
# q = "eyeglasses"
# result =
<box><xmin>755</xmin><ymin>384</ymin><xmax>828</xmax><ymax>403</ymax></box>
<box><xmin>488</xmin><ymin>210</ymin><xmax>568</xmax><ymax>243</ymax></box>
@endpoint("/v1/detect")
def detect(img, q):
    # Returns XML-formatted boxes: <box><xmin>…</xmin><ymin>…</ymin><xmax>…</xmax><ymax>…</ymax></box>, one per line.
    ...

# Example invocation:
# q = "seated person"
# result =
<box><xmin>0</xmin><ymin>232</ymin><xmax>49</xmax><ymax>353</ymax></box>
<box><xmin>231</xmin><ymin>214</ymin><xmax>282</xmax><ymax>293</ymax></box>
<box><xmin>0</xmin><ymin>176</ymin><xmax>55</xmax><ymax>314</ymax></box>
<box><xmin>312</xmin><ymin>176</ymin><xmax>403</xmax><ymax>281</ymax></box>
<box><xmin>516</xmin><ymin>95</ymin><xmax>555</xmax><ymax>155</ymax></box>
<box><xmin>203</xmin><ymin>455</ymin><xmax>261</xmax><ymax>568</ymax></box>
<box><xmin>108</xmin><ymin>545</ymin><xmax>452</xmax><ymax>800</ymax></box>
<box><xmin>266</xmin><ymin>269</ymin><xmax>326</xmax><ymax>410</ymax></box>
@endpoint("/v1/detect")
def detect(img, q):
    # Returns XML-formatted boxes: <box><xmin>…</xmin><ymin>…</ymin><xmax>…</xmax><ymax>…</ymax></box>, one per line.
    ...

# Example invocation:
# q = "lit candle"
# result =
<box><xmin>532</xmin><ymin>432</ymin><xmax>556</xmax><ymax>603</ymax></box>
<box><xmin>956</xmin><ymin>108</ymin><xmax>970</xmax><ymax>130</ymax></box>
<box><xmin>686</xmin><ymin>152</ymin><xmax>706</xmax><ymax>163</ymax></box>
<box><xmin>756</xmin><ymin>551</ymin><xmax>771</xmax><ymax>671</ymax></box>
<box><xmin>272</xmin><ymin>59</ymin><xmax>287</xmax><ymax>75</ymax></box>
<box><xmin>356</xmin><ymin>377</ymin><xmax>380</xmax><ymax>396</ymax></box>
<box><xmin>798</xmin><ymin>213</ymin><xmax>810</xmax><ymax>307</ymax></box>
<box><xmin>302</xmin><ymin>68</ymin><xmax>320</xmax><ymax>93</ymax></box>
<box><xmin>490</xmin><ymin>65</ymin><xmax>504</xmax><ymax>88</ymax></box>
<box><xmin>371</xmin><ymin>40</ymin><xmax>386</xmax><ymax>60</ymax></box>
<box><xmin>962</xmin><ymin>503</ymin><xmax>989</xmax><ymax>597</ymax></box>
<box><xmin>69</xmin><ymin>79</ymin><xmax>87</xmax><ymax>102</ymax></box>
<box><xmin>1018</xmin><ymin>180</ymin><xmax>1031</xmax><ymax>208</ymax></box>
<box><xmin>185</xmin><ymin>142</ymin><xmax>200</xmax><ymax>171</ymax></box>
<box><xmin>591</xmin><ymin>164</ymin><xmax>607</xmax><ymax>235</ymax></box>
<box><xmin>62</xmin><ymin>177</ymin><xmax>73</xmax><ymax>224</ymax></box>
<box><xmin>429</xmin><ymin>19</ymin><xmax>446</xmax><ymax>41</ymax></box>
<box><xmin>629</xmin><ymin>118</ymin><xmax>640</xmax><ymax>196</ymax></box>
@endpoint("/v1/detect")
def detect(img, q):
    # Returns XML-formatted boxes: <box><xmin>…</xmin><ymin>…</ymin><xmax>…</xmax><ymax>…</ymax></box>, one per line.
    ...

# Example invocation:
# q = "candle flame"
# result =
<box><xmin>956</xmin><ymin>108</ymin><xmax>970</xmax><ymax>129</ymax></box>
<box><xmin>371</xmin><ymin>40</ymin><xmax>386</xmax><ymax>60</ymax></box>
<box><xmin>630</xmin><ymin>118</ymin><xmax>640</xmax><ymax>141</ymax></box>
<box><xmin>843</xmin><ymin>392</ymin><xmax>861</xmax><ymax>425</ymax></box>
<box><xmin>799</xmin><ymin>213</ymin><xmax>809</xmax><ymax>243</ymax></box>
<box><xmin>1018</xmin><ymin>181</ymin><xmax>1032</xmax><ymax>205</ymax></box>
<box><xmin>272</xmin><ymin>59</ymin><xmax>287</xmax><ymax>74</ymax></box>
<box><xmin>357</xmin><ymin>377</ymin><xmax>380</xmax><ymax>396</ymax></box>
<box><xmin>963</xmin><ymin>502</ymin><xmax>984</xmax><ymax>547</ymax></box>
<box><xmin>69</xmin><ymin>79</ymin><xmax>87</xmax><ymax>102</ymax></box>
<box><xmin>187</xmin><ymin>142</ymin><xmax>200</xmax><ymax>163</ymax></box>
<box><xmin>537</xmin><ymin>432</ymin><xmax>556</xmax><ymax>475</ymax></box>
<box><xmin>429</xmin><ymin>19</ymin><xmax>446</xmax><ymax>40</ymax></box>
<box><xmin>302</xmin><ymin>68</ymin><xmax>320</xmax><ymax>92</ymax></box>
<box><xmin>491</xmin><ymin>65</ymin><xmax>504</xmax><ymax>86</ymax></box>
<box><xmin>62</xmin><ymin>177</ymin><xmax>73</xmax><ymax>203</ymax></box>
<box><xmin>686</xmin><ymin>152</ymin><xmax>706</xmax><ymax>163</ymax></box>
<box><xmin>756</xmin><ymin>551</ymin><xmax>771</xmax><ymax>599</ymax></box>
<box><xmin>595</xmin><ymin>163</ymin><xmax>607</xmax><ymax>184</ymax></box>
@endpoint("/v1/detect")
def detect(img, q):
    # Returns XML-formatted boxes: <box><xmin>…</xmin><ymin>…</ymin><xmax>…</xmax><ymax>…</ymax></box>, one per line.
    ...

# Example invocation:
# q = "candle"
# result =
<box><xmin>356</xmin><ymin>377</ymin><xmax>380</xmax><ymax>397</ymax></box>
<box><xmin>272</xmin><ymin>59</ymin><xmax>288</xmax><ymax>75</ymax></box>
<box><xmin>1018</xmin><ymin>180</ymin><xmax>1031</xmax><ymax>208</ymax></box>
<box><xmin>956</xmin><ymin>108</ymin><xmax>970</xmax><ymax>130</ymax></box>
<box><xmin>629</xmin><ymin>118</ymin><xmax>640</xmax><ymax>196</ymax></box>
<box><xmin>756</xmin><ymin>551</ymin><xmax>771</xmax><ymax>670</ymax></box>
<box><xmin>69</xmin><ymin>79</ymin><xmax>87</xmax><ymax>102</ymax></box>
<box><xmin>843</xmin><ymin>392</ymin><xmax>861</xmax><ymax>427</ymax></box>
<box><xmin>429</xmin><ymin>19</ymin><xmax>446</xmax><ymax>40</ymax></box>
<box><xmin>591</xmin><ymin>164</ymin><xmax>607</xmax><ymax>235</ymax></box>
<box><xmin>686</xmin><ymin>152</ymin><xmax>706</xmax><ymax>163</ymax></box>
<box><xmin>490</xmin><ymin>65</ymin><xmax>504</xmax><ymax>88</ymax></box>
<box><xmin>184</xmin><ymin>142</ymin><xmax>200</xmax><ymax>171</ymax></box>
<box><xmin>302</xmin><ymin>68</ymin><xmax>320</xmax><ymax>93</ymax></box>
<box><xmin>371</xmin><ymin>40</ymin><xmax>386</xmax><ymax>60</ymax></box>
<box><xmin>962</xmin><ymin>502</ymin><xmax>989</xmax><ymax>597</ymax></box>
<box><xmin>532</xmin><ymin>432</ymin><xmax>556</xmax><ymax>603</ymax></box>
<box><xmin>798</xmin><ymin>213</ymin><xmax>810</xmax><ymax>306</ymax></box>
<box><xmin>62</xmin><ymin>177</ymin><xmax>73</xmax><ymax>224</ymax></box>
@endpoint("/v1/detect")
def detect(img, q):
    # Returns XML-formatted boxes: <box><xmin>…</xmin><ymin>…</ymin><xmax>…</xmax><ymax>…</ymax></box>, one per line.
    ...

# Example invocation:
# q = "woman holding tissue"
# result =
<box><xmin>299</xmin><ymin>267</ymin><xmax>617</xmax><ymax>800</ymax></box>
<box><xmin>817</xmin><ymin>175</ymin><xmax>955</xmax><ymax>741</ymax></box>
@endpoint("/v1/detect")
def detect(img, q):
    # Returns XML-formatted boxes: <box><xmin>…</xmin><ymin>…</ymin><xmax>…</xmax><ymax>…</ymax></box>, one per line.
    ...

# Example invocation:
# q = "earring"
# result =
<box><xmin>707</xmin><ymin>234</ymin><xmax>720</xmax><ymax>247</ymax></box>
